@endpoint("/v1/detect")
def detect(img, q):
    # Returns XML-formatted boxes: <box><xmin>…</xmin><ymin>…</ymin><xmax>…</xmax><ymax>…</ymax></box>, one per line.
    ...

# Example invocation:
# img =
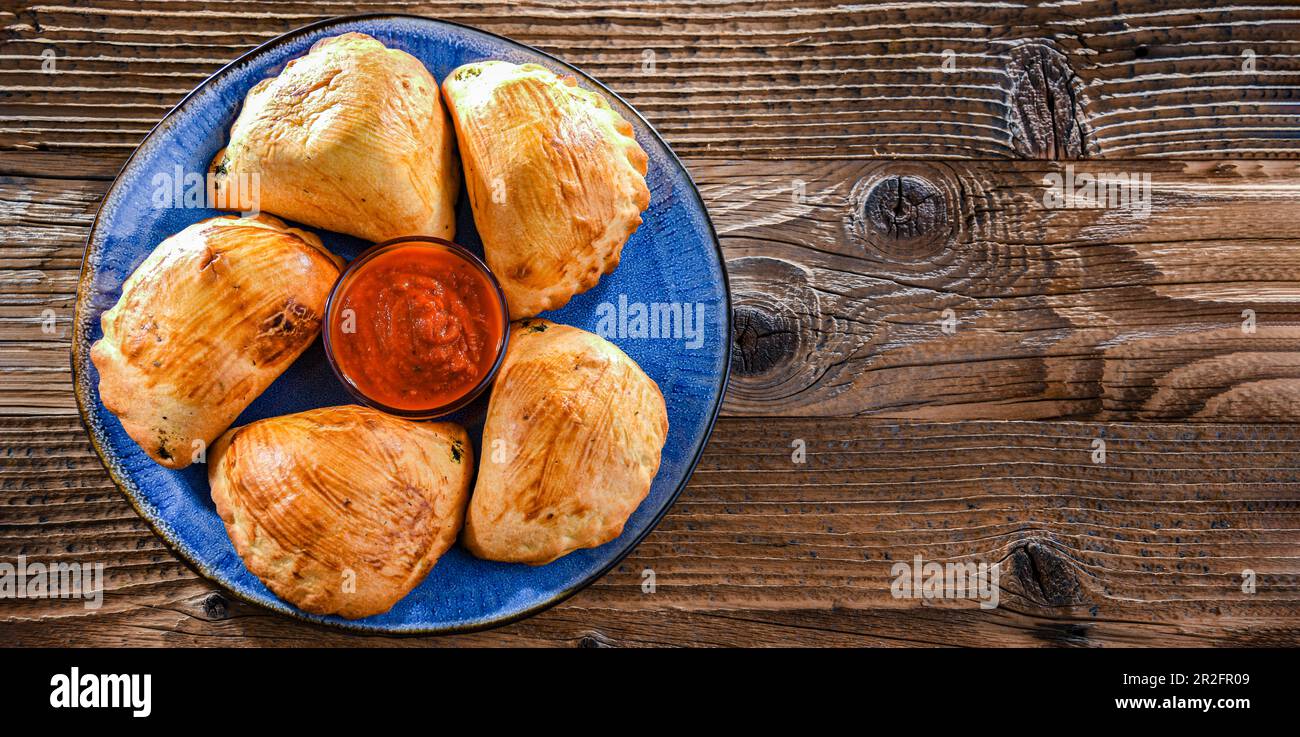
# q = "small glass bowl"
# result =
<box><xmin>322</xmin><ymin>236</ymin><xmax>510</xmax><ymax>420</ymax></box>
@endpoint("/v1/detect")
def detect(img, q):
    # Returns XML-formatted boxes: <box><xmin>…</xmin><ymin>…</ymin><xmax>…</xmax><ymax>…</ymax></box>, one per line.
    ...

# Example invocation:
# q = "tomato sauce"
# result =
<box><xmin>327</xmin><ymin>242</ymin><xmax>505</xmax><ymax>413</ymax></box>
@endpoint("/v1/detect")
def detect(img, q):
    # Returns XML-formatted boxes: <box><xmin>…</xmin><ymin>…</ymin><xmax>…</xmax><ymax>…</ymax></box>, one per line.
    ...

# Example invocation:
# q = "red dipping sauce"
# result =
<box><xmin>324</xmin><ymin>237</ymin><xmax>508</xmax><ymax>418</ymax></box>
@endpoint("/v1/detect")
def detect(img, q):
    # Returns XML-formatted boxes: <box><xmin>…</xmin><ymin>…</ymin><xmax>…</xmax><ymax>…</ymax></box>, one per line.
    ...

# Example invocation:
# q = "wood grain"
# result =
<box><xmin>5</xmin><ymin>415</ymin><xmax>1299</xmax><ymax>647</ymax></box>
<box><xmin>10</xmin><ymin>162</ymin><xmax>1300</xmax><ymax>422</ymax></box>
<box><xmin>721</xmin><ymin>159</ymin><xmax>1300</xmax><ymax>419</ymax></box>
<box><xmin>1</xmin><ymin>1</ymin><xmax>1298</xmax><ymax>160</ymax></box>
<box><xmin>2</xmin><ymin>1</ymin><xmax>1299</xmax><ymax>647</ymax></box>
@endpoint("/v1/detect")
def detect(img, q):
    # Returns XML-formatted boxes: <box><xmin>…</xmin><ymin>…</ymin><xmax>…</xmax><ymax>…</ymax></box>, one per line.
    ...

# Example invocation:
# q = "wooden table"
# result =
<box><xmin>4</xmin><ymin>1</ymin><xmax>1300</xmax><ymax>647</ymax></box>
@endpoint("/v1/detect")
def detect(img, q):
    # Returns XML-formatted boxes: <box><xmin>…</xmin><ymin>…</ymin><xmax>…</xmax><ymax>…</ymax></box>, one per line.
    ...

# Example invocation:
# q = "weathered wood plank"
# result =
<box><xmin>10</xmin><ymin>160</ymin><xmax>1300</xmax><ymax>422</ymax></box>
<box><xmin>717</xmin><ymin>159</ymin><xmax>1300</xmax><ymax>419</ymax></box>
<box><xmin>3</xmin><ymin>414</ymin><xmax>1298</xmax><ymax>646</ymax></box>
<box><xmin>2</xmin><ymin>1</ymin><xmax>1298</xmax><ymax>161</ymax></box>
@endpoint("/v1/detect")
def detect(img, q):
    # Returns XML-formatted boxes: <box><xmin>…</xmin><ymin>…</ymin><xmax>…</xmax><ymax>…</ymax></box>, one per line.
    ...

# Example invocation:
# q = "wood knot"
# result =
<box><xmin>848</xmin><ymin>165</ymin><xmax>958</xmax><ymax>262</ymax></box>
<box><xmin>1011</xmin><ymin>541</ymin><xmax>1084</xmax><ymax>607</ymax></box>
<box><xmin>578</xmin><ymin>632</ymin><xmax>615</xmax><ymax>648</ymax></box>
<box><xmin>732</xmin><ymin>303</ymin><xmax>798</xmax><ymax>377</ymax></box>
<box><xmin>201</xmin><ymin>592</ymin><xmax>229</xmax><ymax>620</ymax></box>
<box><xmin>863</xmin><ymin>175</ymin><xmax>945</xmax><ymax>241</ymax></box>
<box><xmin>724</xmin><ymin>256</ymin><xmax>876</xmax><ymax>414</ymax></box>
<box><xmin>1006</xmin><ymin>41</ymin><xmax>1094</xmax><ymax>160</ymax></box>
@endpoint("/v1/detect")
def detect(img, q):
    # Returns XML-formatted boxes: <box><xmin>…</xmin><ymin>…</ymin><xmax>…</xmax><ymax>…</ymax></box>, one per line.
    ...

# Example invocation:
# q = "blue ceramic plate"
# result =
<box><xmin>72</xmin><ymin>14</ymin><xmax>730</xmax><ymax>633</ymax></box>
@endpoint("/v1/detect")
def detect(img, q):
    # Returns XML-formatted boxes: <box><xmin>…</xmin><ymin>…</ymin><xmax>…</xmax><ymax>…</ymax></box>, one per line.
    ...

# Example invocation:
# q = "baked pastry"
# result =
<box><xmin>464</xmin><ymin>319</ymin><xmax>668</xmax><ymax>564</ymax></box>
<box><xmin>210</xmin><ymin>32</ymin><xmax>458</xmax><ymax>242</ymax></box>
<box><xmin>90</xmin><ymin>214</ymin><xmax>341</xmax><ymax>469</ymax></box>
<box><xmin>442</xmin><ymin>61</ymin><xmax>650</xmax><ymax>319</ymax></box>
<box><xmin>209</xmin><ymin>405</ymin><xmax>473</xmax><ymax>619</ymax></box>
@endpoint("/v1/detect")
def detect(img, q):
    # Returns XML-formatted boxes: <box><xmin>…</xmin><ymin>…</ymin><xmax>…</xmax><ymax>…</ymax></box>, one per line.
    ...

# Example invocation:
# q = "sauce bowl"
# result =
<box><xmin>322</xmin><ymin>235</ymin><xmax>510</xmax><ymax>420</ymax></box>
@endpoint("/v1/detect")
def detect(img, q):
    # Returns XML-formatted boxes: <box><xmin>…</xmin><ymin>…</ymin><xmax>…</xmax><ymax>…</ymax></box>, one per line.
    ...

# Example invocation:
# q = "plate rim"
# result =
<box><xmin>70</xmin><ymin>12</ymin><xmax>733</xmax><ymax>635</ymax></box>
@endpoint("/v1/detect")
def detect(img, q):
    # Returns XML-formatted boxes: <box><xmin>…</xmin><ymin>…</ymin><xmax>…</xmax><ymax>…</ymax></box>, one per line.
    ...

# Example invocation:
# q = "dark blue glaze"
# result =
<box><xmin>72</xmin><ymin>15</ymin><xmax>730</xmax><ymax>633</ymax></box>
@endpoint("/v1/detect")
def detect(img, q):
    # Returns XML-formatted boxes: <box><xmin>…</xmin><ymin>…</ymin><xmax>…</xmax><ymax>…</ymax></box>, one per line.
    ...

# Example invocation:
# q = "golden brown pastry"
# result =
<box><xmin>211</xmin><ymin>32</ymin><xmax>459</xmax><ymax>242</ymax></box>
<box><xmin>209</xmin><ymin>406</ymin><xmax>472</xmax><ymax>619</ymax></box>
<box><xmin>90</xmin><ymin>214</ymin><xmax>341</xmax><ymax>469</ymax></box>
<box><xmin>442</xmin><ymin>61</ymin><xmax>650</xmax><ymax>319</ymax></box>
<box><xmin>464</xmin><ymin>319</ymin><xmax>668</xmax><ymax>564</ymax></box>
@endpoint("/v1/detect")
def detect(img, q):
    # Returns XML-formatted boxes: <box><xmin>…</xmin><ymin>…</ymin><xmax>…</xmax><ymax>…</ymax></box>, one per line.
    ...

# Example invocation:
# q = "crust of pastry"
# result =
<box><xmin>211</xmin><ymin>32</ymin><xmax>459</xmax><ymax>242</ymax></box>
<box><xmin>209</xmin><ymin>406</ymin><xmax>472</xmax><ymax>619</ymax></box>
<box><xmin>442</xmin><ymin>61</ymin><xmax>650</xmax><ymax>319</ymax></box>
<box><xmin>90</xmin><ymin>213</ymin><xmax>342</xmax><ymax>469</ymax></box>
<box><xmin>464</xmin><ymin>319</ymin><xmax>668</xmax><ymax>565</ymax></box>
